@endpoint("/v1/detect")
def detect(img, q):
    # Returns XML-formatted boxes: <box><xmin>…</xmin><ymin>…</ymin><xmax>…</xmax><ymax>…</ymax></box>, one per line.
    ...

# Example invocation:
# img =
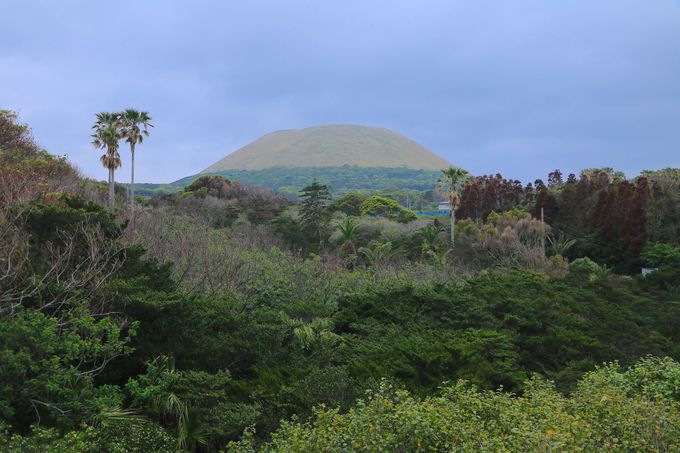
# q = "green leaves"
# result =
<box><xmin>118</xmin><ymin>109</ymin><xmax>153</xmax><ymax>146</ymax></box>
<box><xmin>0</xmin><ymin>305</ymin><xmax>134</xmax><ymax>429</ymax></box>
<box><xmin>359</xmin><ymin>195</ymin><xmax>416</xmax><ymax>223</ymax></box>
<box><xmin>642</xmin><ymin>242</ymin><xmax>680</xmax><ymax>268</ymax></box>
<box><xmin>237</xmin><ymin>359</ymin><xmax>680</xmax><ymax>452</ymax></box>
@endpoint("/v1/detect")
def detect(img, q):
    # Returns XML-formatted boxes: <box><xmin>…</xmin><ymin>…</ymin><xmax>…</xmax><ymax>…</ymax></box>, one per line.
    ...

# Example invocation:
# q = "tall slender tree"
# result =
<box><xmin>92</xmin><ymin>112</ymin><xmax>122</xmax><ymax>209</ymax></box>
<box><xmin>438</xmin><ymin>167</ymin><xmax>470</xmax><ymax>245</ymax></box>
<box><xmin>119</xmin><ymin>109</ymin><xmax>153</xmax><ymax>217</ymax></box>
<box><xmin>299</xmin><ymin>180</ymin><xmax>331</xmax><ymax>249</ymax></box>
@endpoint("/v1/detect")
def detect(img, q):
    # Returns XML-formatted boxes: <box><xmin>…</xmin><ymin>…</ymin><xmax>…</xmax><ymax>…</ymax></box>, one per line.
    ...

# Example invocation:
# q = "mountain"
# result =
<box><xmin>133</xmin><ymin>125</ymin><xmax>456</xmax><ymax>198</ymax></box>
<box><xmin>202</xmin><ymin>124</ymin><xmax>452</xmax><ymax>172</ymax></box>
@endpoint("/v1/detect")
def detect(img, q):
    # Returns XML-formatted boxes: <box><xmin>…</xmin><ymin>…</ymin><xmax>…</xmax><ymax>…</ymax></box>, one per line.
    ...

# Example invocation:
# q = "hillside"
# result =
<box><xmin>161</xmin><ymin>166</ymin><xmax>443</xmax><ymax>198</ymax></box>
<box><xmin>202</xmin><ymin>124</ymin><xmax>452</xmax><ymax>172</ymax></box>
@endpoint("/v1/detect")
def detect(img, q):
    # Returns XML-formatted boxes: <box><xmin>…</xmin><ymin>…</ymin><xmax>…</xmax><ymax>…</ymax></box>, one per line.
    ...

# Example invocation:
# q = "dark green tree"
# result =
<box><xmin>299</xmin><ymin>180</ymin><xmax>331</xmax><ymax>249</ymax></box>
<box><xmin>328</xmin><ymin>192</ymin><xmax>366</xmax><ymax>216</ymax></box>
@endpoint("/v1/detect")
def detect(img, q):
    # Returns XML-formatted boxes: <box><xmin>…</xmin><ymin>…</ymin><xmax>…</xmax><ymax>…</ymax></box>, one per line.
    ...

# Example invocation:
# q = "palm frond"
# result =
<box><xmin>119</xmin><ymin>108</ymin><xmax>153</xmax><ymax>144</ymax></box>
<box><xmin>358</xmin><ymin>241</ymin><xmax>393</xmax><ymax>267</ymax></box>
<box><xmin>547</xmin><ymin>233</ymin><xmax>577</xmax><ymax>256</ymax></box>
<box><xmin>90</xmin><ymin>406</ymin><xmax>144</xmax><ymax>427</ymax></box>
<box><xmin>336</xmin><ymin>217</ymin><xmax>359</xmax><ymax>241</ymax></box>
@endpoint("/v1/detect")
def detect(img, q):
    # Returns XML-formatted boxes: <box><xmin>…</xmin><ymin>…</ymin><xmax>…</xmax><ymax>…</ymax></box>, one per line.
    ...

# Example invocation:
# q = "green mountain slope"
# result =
<box><xmin>202</xmin><ymin>124</ymin><xmax>452</xmax><ymax>172</ymax></box>
<box><xmin>162</xmin><ymin>166</ymin><xmax>442</xmax><ymax>198</ymax></box>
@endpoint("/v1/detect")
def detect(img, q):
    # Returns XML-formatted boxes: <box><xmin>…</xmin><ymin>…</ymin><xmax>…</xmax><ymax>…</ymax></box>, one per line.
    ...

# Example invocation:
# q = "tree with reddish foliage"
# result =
<box><xmin>593</xmin><ymin>178</ymin><xmax>648</xmax><ymax>272</ymax></box>
<box><xmin>457</xmin><ymin>178</ymin><xmax>481</xmax><ymax>220</ymax></box>
<box><xmin>457</xmin><ymin>174</ymin><xmax>528</xmax><ymax>221</ymax></box>
<box><xmin>450</xmin><ymin>167</ymin><xmax>671</xmax><ymax>274</ymax></box>
<box><xmin>531</xmin><ymin>188</ymin><xmax>558</xmax><ymax>225</ymax></box>
<box><xmin>643</xmin><ymin>169</ymin><xmax>680</xmax><ymax>245</ymax></box>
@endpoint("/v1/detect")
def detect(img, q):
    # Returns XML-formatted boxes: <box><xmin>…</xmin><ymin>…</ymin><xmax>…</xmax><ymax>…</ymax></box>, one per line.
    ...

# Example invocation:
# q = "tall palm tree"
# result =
<box><xmin>438</xmin><ymin>167</ymin><xmax>470</xmax><ymax>245</ymax></box>
<box><xmin>92</xmin><ymin>112</ymin><xmax>122</xmax><ymax>209</ymax></box>
<box><xmin>119</xmin><ymin>109</ymin><xmax>153</xmax><ymax>217</ymax></box>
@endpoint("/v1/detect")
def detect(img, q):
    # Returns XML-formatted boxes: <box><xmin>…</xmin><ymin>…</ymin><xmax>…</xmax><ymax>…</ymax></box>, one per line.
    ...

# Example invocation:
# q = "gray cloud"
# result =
<box><xmin>1</xmin><ymin>0</ymin><xmax>679</xmax><ymax>182</ymax></box>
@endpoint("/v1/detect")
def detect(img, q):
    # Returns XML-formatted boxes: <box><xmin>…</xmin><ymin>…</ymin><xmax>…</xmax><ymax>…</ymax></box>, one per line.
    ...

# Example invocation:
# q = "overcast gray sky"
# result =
<box><xmin>2</xmin><ymin>0</ymin><xmax>679</xmax><ymax>183</ymax></box>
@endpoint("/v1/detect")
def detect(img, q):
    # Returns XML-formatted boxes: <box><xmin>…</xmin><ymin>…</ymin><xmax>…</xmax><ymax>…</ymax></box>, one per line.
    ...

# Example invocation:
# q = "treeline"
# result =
<box><xmin>455</xmin><ymin>169</ymin><xmax>679</xmax><ymax>272</ymax></box>
<box><xmin>146</xmin><ymin>166</ymin><xmax>444</xmax><ymax>199</ymax></box>
<box><xmin>1</xmin><ymin>111</ymin><xmax>679</xmax><ymax>451</ymax></box>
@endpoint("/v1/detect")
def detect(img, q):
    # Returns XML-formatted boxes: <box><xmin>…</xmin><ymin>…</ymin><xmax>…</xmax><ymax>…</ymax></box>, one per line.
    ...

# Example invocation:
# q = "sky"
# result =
<box><xmin>1</xmin><ymin>0</ymin><xmax>679</xmax><ymax>183</ymax></box>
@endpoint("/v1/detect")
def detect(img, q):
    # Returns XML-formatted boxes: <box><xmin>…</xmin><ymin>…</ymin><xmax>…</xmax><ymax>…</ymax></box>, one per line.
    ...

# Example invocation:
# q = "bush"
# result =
<box><xmin>570</xmin><ymin>257</ymin><xmax>610</xmax><ymax>280</ymax></box>
<box><xmin>0</xmin><ymin>419</ymin><xmax>179</xmax><ymax>453</ymax></box>
<box><xmin>642</xmin><ymin>243</ymin><xmax>680</xmax><ymax>268</ymax></box>
<box><xmin>360</xmin><ymin>196</ymin><xmax>416</xmax><ymax>223</ymax></box>
<box><xmin>229</xmin><ymin>358</ymin><xmax>680</xmax><ymax>452</ymax></box>
<box><xmin>454</xmin><ymin>213</ymin><xmax>559</xmax><ymax>273</ymax></box>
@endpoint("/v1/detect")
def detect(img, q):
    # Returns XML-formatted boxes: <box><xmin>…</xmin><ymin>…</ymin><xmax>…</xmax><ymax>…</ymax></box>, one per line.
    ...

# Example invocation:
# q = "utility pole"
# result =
<box><xmin>541</xmin><ymin>207</ymin><xmax>546</xmax><ymax>255</ymax></box>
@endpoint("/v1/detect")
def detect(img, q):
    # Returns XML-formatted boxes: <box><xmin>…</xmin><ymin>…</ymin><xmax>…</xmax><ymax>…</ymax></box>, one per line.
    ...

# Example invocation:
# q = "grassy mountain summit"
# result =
<box><xmin>202</xmin><ymin>124</ymin><xmax>452</xmax><ymax>172</ymax></box>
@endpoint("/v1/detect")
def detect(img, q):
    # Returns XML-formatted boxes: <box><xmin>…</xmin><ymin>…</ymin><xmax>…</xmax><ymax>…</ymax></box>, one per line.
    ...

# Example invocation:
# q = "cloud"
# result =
<box><xmin>1</xmin><ymin>0</ymin><xmax>679</xmax><ymax>182</ymax></box>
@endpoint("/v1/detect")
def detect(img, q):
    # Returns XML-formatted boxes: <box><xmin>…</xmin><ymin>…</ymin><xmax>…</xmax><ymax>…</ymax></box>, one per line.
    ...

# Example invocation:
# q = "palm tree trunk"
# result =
<box><xmin>130</xmin><ymin>142</ymin><xmax>135</xmax><ymax>220</ymax></box>
<box><xmin>106</xmin><ymin>168</ymin><xmax>112</xmax><ymax>207</ymax></box>
<box><xmin>450</xmin><ymin>210</ymin><xmax>455</xmax><ymax>245</ymax></box>
<box><xmin>108</xmin><ymin>167</ymin><xmax>115</xmax><ymax>209</ymax></box>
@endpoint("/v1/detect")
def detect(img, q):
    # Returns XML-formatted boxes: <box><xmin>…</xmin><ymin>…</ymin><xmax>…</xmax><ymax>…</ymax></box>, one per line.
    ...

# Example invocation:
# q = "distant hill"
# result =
<box><xmin>136</xmin><ymin>125</ymin><xmax>455</xmax><ymax>198</ymax></box>
<box><xmin>202</xmin><ymin>124</ymin><xmax>452</xmax><ymax>172</ymax></box>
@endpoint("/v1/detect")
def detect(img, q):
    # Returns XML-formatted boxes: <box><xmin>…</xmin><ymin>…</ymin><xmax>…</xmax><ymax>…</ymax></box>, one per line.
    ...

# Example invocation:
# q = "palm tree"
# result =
<box><xmin>438</xmin><ymin>167</ymin><xmax>470</xmax><ymax>245</ymax></box>
<box><xmin>419</xmin><ymin>224</ymin><xmax>441</xmax><ymax>255</ymax></box>
<box><xmin>92</xmin><ymin>112</ymin><xmax>122</xmax><ymax>209</ymax></box>
<box><xmin>148</xmin><ymin>355</ymin><xmax>207</xmax><ymax>451</ymax></box>
<box><xmin>119</xmin><ymin>109</ymin><xmax>152</xmax><ymax>217</ymax></box>
<box><xmin>335</xmin><ymin>217</ymin><xmax>359</xmax><ymax>256</ymax></box>
<box><xmin>427</xmin><ymin>247</ymin><xmax>453</xmax><ymax>267</ymax></box>
<box><xmin>547</xmin><ymin>233</ymin><xmax>577</xmax><ymax>257</ymax></box>
<box><xmin>358</xmin><ymin>241</ymin><xmax>393</xmax><ymax>269</ymax></box>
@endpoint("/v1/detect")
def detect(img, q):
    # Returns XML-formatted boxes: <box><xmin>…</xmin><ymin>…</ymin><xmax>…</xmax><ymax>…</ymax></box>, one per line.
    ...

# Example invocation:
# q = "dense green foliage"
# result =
<box><xmin>141</xmin><ymin>166</ymin><xmax>444</xmax><ymax>198</ymax></box>
<box><xmin>299</xmin><ymin>180</ymin><xmax>332</xmax><ymax>249</ymax></box>
<box><xmin>1</xmin><ymin>419</ymin><xmax>180</xmax><ymax>452</ymax></box>
<box><xmin>360</xmin><ymin>196</ymin><xmax>417</xmax><ymax>223</ymax></box>
<box><xmin>2</xmin><ymin>113</ymin><xmax>679</xmax><ymax>451</ymax></box>
<box><xmin>230</xmin><ymin>358</ymin><xmax>680</xmax><ymax>452</ymax></box>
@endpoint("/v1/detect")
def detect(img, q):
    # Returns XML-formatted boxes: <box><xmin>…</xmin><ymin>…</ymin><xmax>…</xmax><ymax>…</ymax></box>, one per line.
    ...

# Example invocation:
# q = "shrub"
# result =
<box><xmin>0</xmin><ymin>419</ymin><xmax>179</xmax><ymax>453</ymax></box>
<box><xmin>228</xmin><ymin>358</ymin><xmax>680</xmax><ymax>452</ymax></box>
<box><xmin>570</xmin><ymin>257</ymin><xmax>611</xmax><ymax>280</ymax></box>
<box><xmin>641</xmin><ymin>243</ymin><xmax>680</xmax><ymax>268</ymax></box>
<box><xmin>360</xmin><ymin>196</ymin><xmax>416</xmax><ymax>223</ymax></box>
